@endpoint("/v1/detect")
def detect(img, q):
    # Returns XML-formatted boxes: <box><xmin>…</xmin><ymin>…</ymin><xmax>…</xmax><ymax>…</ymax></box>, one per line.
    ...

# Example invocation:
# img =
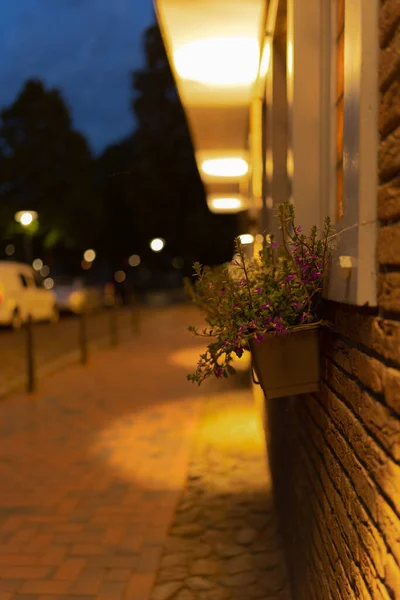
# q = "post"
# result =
<box><xmin>26</xmin><ymin>314</ymin><xmax>36</xmax><ymax>393</ymax></box>
<box><xmin>79</xmin><ymin>310</ymin><xmax>88</xmax><ymax>365</ymax></box>
<box><xmin>110</xmin><ymin>305</ymin><xmax>118</xmax><ymax>347</ymax></box>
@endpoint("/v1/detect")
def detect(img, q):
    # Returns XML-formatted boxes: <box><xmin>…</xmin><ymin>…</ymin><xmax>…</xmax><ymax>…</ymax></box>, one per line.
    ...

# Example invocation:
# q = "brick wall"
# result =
<box><xmin>267</xmin><ymin>3</ymin><xmax>400</xmax><ymax>599</ymax></box>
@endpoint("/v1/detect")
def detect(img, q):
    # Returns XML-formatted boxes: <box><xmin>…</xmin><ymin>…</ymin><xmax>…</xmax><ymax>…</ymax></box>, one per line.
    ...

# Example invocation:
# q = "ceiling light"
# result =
<box><xmin>201</xmin><ymin>158</ymin><xmax>248</xmax><ymax>178</ymax></box>
<box><xmin>208</xmin><ymin>195</ymin><xmax>245</xmax><ymax>214</ymax></box>
<box><xmin>174</xmin><ymin>37</ymin><xmax>260</xmax><ymax>86</ymax></box>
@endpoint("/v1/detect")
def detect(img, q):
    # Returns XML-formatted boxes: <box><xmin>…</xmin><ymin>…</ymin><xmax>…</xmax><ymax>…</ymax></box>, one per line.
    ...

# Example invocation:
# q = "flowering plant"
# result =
<box><xmin>185</xmin><ymin>202</ymin><xmax>334</xmax><ymax>385</ymax></box>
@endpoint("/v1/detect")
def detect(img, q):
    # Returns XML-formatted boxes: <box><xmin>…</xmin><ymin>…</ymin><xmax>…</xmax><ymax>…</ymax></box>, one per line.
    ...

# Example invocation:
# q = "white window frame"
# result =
<box><xmin>287</xmin><ymin>0</ymin><xmax>378</xmax><ymax>306</ymax></box>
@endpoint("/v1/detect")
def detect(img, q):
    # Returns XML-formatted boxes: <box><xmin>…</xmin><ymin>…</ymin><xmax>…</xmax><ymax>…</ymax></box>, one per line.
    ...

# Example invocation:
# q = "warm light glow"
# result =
<box><xmin>20</xmin><ymin>213</ymin><xmax>33</xmax><ymax>226</ymax></box>
<box><xmin>44</xmin><ymin>277</ymin><xmax>54</xmax><ymax>290</ymax></box>
<box><xmin>174</xmin><ymin>37</ymin><xmax>259</xmax><ymax>86</ymax></box>
<box><xmin>287</xmin><ymin>39</ymin><xmax>293</xmax><ymax>78</ymax></box>
<box><xmin>32</xmin><ymin>258</ymin><xmax>43</xmax><ymax>271</ymax></box>
<box><xmin>239</xmin><ymin>234</ymin><xmax>254</xmax><ymax>245</ymax></box>
<box><xmin>40</xmin><ymin>265</ymin><xmax>50</xmax><ymax>277</ymax></box>
<box><xmin>15</xmin><ymin>211</ymin><xmax>38</xmax><ymax>227</ymax></box>
<box><xmin>208</xmin><ymin>196</ymin><xmax>245</xmax><ymax>214</ymax></box>
<box><xmin>255</xmin><ymin>234</ymin><xmax>264</xmax><ymax>244</ymax></box>
<box><xmin>114</xmin><ymin>270</ymin><xmax>126</xmax><ymax>283</ymax></box>
<box><xmin>201</xmin><ymin>158</ymin><xmax>248</xmax><ymax>178</ymax></box>
<box><xmin>128</xmin><ymin>254</ymin><xmax>141</xmax><ymax>267</ymax></box>
<box><xmin>83</xmin><ymin>249</ymin><xmax>96</xmax><ymax>263</ymax></box>
<box><xmin>150</xmin><ymin>238</ymin><xmax>165</xmax><ymax>252</ymax></box>
<box><xmin>259</xmin><ymin>40</ymin><xmax>271</xmax><ymax>78</ymax></box>
<box><xmin>5</xmin><ymin>244</ymin><xmax>15</xmax><ymax>257</ymax></box>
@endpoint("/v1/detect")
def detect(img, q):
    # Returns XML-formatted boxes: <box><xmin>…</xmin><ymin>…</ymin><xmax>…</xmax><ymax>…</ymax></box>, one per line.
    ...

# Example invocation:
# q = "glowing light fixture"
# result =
<box><xmin>44</xmin><ymin>277</ymin><xmax>54</xmax><ymax>290</ymax></box>
<box><xmin>208</xmin><ymin>195</ymin><xmax>245</xmax><ymax>214</ymax></box>
<box><xmin>201</xmin><ymin>158</ymin><xmax>248</xmax><ymax>178</ymax></box>
<box><xmin>150</xmin><ymin>238</ymin><xmax>165</xmax><ymax>253</ymax></box>
<box><xmin>174</xmin><ymin>37</ymin><xmax>259</xmax><ymax>86</ymax></box>
<box><xmin>238</xmin><ymin>234</ymin><xmax>254</xmax><ymax>245</ymax></box>
<box><xmin>32</xmin><ymin>258</ymin><xmax>43</xmax><ymax>271</ymax></box>
<box><xmin>83</xmin><ymin>249</ymin><xmax>96</xmax><ymax>263</ymax></box>
<box><xmin>15</xmin><ymin>210</ymin><xmax>38</xmax><ymax>227</ymax></box>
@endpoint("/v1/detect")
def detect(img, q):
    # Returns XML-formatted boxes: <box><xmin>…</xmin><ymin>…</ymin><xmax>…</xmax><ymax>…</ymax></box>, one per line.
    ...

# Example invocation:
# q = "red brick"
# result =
<box><xmin>69</xmin><ymin>568</ymin><xmax>104</xmax><ymax>595</ymax></box>
<box><xmin>19</xmin><ymin>580</ymin><xmax>71</xmax><ymax>595</ymax></box>
<box><xmin>53</xmin><ymin>558</ymin><xmax>86</xmax><ymax>581</ymax></box>
<box><xmin>125</xmin><ymin>573</ymin><xmax>155</xmax><ymax>600</ymax></box>
<box><xmin>0</xmin><ymin>566</ymin><xmax>51</xmax><ymax>580</ymax></box>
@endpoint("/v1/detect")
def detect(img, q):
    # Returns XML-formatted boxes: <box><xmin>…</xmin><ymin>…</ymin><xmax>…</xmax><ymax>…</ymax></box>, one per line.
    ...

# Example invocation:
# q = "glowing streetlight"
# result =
<box><xmin>44</xmin><ymin>277</ymin><xmax>54</xmax><ymax>290</ymax></box>
<box><xmin>150</xmin><ymin>238</ymin><xmax>165</xmax><ymax>253</ymax></box>
<box><xmin>207</xmin><ymin>195</ymin><xmax>245</xmax><ymax>214</ymax></box>
<box><xmin>83</xmin><ymin>249</ymin><xmax>96</xmax><ymax>263</ymax></box>
<box><xmin>15</xmin><ymin>211</ymin><xmax>38</xmax><ymax>227</ymax></box>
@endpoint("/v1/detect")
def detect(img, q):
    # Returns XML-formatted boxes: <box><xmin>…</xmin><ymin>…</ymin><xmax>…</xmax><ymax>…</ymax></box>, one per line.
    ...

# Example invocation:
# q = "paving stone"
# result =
<box><xmin>219</xmin><ymin>571</ymin><xmax>257</xmax><ymax>587</ymax></box>
<box><xmin>193</xmin><ymin>543</ymin><xmax>212</xmax><ymax>559</ymax></box>
<box><xmin>161</xmin><ymin>554</ymin><xmax>188</xmax><ymax>569</ymax></box>
<box><xmin>171</xmin><ymin>524</ymin><xmax>204</xmax><ymax>538</ymax></box>
<box><xmin>151</xmin><ymin>581</ymin><xmax>183</xmax><ymax>600</ymax></box>
<box><xmin>215</xmin><ymin>543</ymin><xmax>244</xmax><ymax>558</ymax></box>
<box><xmin>202</xmin><ymin>587</ymin><xmax>232</xmax><ymax>600</ymax></box>
<box><xmin>175</xmin><ymin>589</ymin><xmax>197</xmax><ymax>600</ymax></box>
<box><xmin>158</xmin><ymin>566</ymin><xmax>187</xmax><ymax>582</ymax></box>
<box><xmin>190</xmin><ymin>558</ymin><xmax>219</xmax><ymax>576</ymax></box>
<box><xmin>186</xmin><ymin>576</ymin><xmax>216</xmax><ymax>591</ymax></box>
<box><xmin>236</xmin><ymin>528</ymin><xmax>257</xmax><ymax>545</ymax></box>
<box><xmin>224</xmin><ymin>553</ymin><xmax>254</xmax><ymax>574</ymax></box>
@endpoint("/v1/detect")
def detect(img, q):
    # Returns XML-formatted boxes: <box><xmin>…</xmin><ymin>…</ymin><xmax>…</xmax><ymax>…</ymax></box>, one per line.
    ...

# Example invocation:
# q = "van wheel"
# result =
<box><xmin>11</xmin><ymin>309</ymin><xmax>23</xmax><ymax>331</ymax></box>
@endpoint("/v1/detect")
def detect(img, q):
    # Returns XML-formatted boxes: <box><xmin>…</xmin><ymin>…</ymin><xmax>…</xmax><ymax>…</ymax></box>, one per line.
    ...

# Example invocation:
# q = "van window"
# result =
<box><xmin>19</xmin><ymin>274</ymin><xmax>28</xmax><ymax>288</ymax></box>
<box><xmin>19</xmin><ymin>273</ymin><xmax>35</xmax><ymax>288</ymax></box>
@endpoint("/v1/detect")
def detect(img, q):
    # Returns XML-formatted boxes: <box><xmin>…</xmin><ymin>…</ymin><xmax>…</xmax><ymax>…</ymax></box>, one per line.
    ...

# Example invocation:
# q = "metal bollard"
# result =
<box><xmin>26</xmin><ymin>314</ymin><xmax>36</xmax><ymax>393</ymax></box>
<box><xmin>79</xmin><ymin>310</ymin><xmax>88</xmax><ymax>365</ymax></box>
<box><xmin>110</xmin><ymin>306</ymin><xmax>118</xmax><ymax>347</ymax></box>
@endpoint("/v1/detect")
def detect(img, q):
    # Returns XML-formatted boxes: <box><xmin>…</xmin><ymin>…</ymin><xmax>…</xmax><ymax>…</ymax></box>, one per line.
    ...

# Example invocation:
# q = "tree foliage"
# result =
<box><xmin>0</xmin><ymin>79</ymin><xmax>101</xmax><ymax>249</ymax></box>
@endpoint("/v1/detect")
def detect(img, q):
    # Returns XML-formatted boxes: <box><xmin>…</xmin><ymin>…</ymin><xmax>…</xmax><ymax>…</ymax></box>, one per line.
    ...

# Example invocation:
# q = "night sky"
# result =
<box><xmin>0</xmin><ymin>0</ymin><xmax>155</xmax><ymax>154</ymax></box>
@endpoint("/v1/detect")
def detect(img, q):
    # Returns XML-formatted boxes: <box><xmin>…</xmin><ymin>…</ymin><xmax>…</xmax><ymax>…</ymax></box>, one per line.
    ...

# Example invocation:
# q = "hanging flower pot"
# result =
<box><xmin>250</xmin><ymin>324</ymin><xmax>320</xmax><ymax>399</ymax></box>
<box><xmin>185</xmin><ymin>202</ymin><xmax>333</xmax><ymax>389</ymax></box>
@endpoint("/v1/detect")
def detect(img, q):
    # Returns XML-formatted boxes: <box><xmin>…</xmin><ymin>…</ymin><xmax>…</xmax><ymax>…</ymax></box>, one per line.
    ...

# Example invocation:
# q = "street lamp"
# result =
<box><xmin>15</xmin><ymin>211</ymin><xmax>38</xmax><ymax>264</ymax></box>
<box><xmin>150</xmin><ymin>238</ymin><xmax>165</xmax><ymax>253</ymax></box>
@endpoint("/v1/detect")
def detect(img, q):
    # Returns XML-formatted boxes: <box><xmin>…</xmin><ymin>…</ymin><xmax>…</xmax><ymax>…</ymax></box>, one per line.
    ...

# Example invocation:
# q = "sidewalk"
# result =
<box><xmin>0</xmin><ymin>305</ymin><xmax>290</xmax><ymax>600</ymax></box>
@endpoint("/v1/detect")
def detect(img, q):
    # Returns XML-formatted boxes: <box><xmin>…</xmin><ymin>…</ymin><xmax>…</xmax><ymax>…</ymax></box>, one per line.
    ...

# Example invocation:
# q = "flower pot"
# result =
<box><xmin>250</xmin><ymin>325</ymin><xmax>320</xmax><ymax>399</ymax></box>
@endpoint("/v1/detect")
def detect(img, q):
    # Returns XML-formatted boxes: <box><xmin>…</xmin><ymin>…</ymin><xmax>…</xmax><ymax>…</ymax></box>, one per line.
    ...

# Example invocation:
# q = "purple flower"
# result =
<box><xmin>236</xmin><ymin>279</ymin><xmax>246</xmax><ymax>287</ymax></box>
<box><xmin>260</xmin><ymin>301</ymin><xmax>270</xmax><ymax>310</ymax></box>
<box><xmin>285</xmin><ymin>274</ymin><xmax>295</xmax><ymax>283</ymax></box>
<box><xmin>215</xmin><ymin>367</ymin><xmax>224</xmax><ymax>378</ymax></box>
<box><xmin>238</xmin><ymin>325</ymin><xmax>246</xmax><ymax>333</ymax></box>
<box><xmin>254</xmin><ymin>287</ymin><xmax>263</xmax><ymax>294</ymax></box>
<box><xmin>292</xmin><ymin>301</ymin><xmax>302</xmax><ymax>311</ymax></box>
<box><xmin>254</xmin><ymin>333</ymin><xmax>265</xmax><ymax>344</ymax></box>
<box><xmin>234</xmin><ymin>346</ymin><xmax>244</xmax><ymax>358</ymax></box>
<box><xmin>271</xmin><ymin>241</ymin><xmax>279</xmax><ymax>249</ymax></box>
<box><xmin>221</xmin><ymin>340</ymin><xmax>228</xmax><ymax>349</ymax></box>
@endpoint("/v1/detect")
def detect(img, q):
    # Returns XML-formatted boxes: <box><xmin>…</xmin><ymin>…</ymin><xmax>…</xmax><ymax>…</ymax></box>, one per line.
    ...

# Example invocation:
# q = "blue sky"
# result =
<box><xmin>0</xmin><ymin>0</ymin><xmax>155</xmax><ymax>154</ymax></box>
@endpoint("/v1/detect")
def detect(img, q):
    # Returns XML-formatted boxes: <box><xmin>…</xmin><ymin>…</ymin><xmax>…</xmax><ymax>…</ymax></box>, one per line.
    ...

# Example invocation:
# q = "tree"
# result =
<box><xmin>131</xmin><ymin>24</ymin><xmax>238</xmax><ymax>273</ymax></box>
<box><xmin>0</xmin><ymin>79</ymin><xmax>101</xmax><ymax>250</ymax></box>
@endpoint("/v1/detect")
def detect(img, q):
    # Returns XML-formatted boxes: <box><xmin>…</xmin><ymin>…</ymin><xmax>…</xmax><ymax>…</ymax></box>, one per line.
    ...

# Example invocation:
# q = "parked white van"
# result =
<box><xmin>0</xmin><ymin>261</ymin><xmax>59</xmax><ymax>329</ymax></box>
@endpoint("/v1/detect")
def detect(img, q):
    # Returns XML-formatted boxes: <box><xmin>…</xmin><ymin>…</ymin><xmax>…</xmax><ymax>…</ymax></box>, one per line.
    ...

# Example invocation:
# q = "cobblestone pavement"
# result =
<box><xmin>151</xmin><ymin>389</ymin><xmax>291</xmax><ymax>600</ymax></box>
